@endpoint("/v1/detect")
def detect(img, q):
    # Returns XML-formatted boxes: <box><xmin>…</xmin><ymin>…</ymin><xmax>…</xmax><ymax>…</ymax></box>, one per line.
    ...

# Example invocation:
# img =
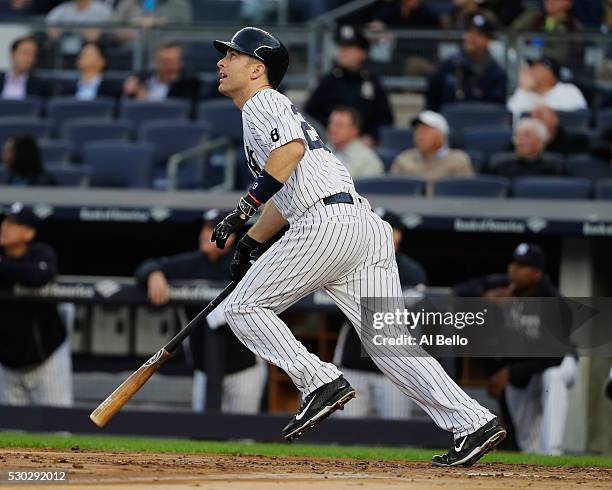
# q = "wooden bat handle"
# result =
<box><xmin>89</xmin><ymin>348</ymin><xmax>172</xmax><ymax>427</ymax></box>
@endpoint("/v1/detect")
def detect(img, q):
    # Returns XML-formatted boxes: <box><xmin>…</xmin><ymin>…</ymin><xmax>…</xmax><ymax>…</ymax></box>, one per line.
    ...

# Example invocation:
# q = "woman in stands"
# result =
<box><xmin>1</xmin><ymin>135</ymin><xmax>56</xmax><ymax>186</ymax></box>
<box><xmin>61</xmin><ymin>42</ymin><xmax>120</xmax><ymax>100</ymax></box>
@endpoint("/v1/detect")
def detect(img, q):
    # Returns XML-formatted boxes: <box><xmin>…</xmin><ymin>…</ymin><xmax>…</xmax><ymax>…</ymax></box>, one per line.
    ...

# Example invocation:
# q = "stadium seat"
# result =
<box><xmin>565</xmin><ymin>154</ymin><xmax>612</xmax><ymax>180</ymax></box>
<box><xmin>62</xmin><ymin>118</ymin><xmax>132</xmax><ymax>161</ymax></box>
<box><xmin>434</xmin><ymin>176</ymin><xmax>510</xmax><ymax>197</ymax></box>
<box><xmin>46</xmin><ymin>164</ymin><xmax>90</xmax><ymax>187</ymax></box>
<box><xmin>354</xmin><ymin>176</ymin><xmax>426</xmax><ymax>196</ymax></box>
<box><xmin>376</xmin><ymin>147</ymin><xmax>401</xmax><ymax>172</ymax></box>
<box><xmin>556</xmin><ymin>109</ymin><xmax>591</xmax><ymax>129</ymax></box>
<box><xmin>139</xmin><ymin>120</ymin><xmax>210</xmax><ymax>168</ymax></box>
<box><xmin>83</xmin><ymin>141</ymin><xmax>154</xmax><ymax>188</ymax></box>
<box><xmin>0</xmin><ymin>97</ymin><xmax>43</xmax><ymax>117</ymax></box>
<box><xmin>441</xmin><ymin>103</ymin><xmax>511</xmax><ymax>131</ymax></box>
<box><xmin>463</xmin><ymin>149</ymin><xmax>486</xmax><ymax>173</ymax></box>
<box><xmin>192</xmin><ymin>0</ymin><xmax>242</xmax><ymax>22</ymax></box>
<box><xmin>184</xmin><ymin>40</ymin><xmax>226</xmax><ymax>73</ymax></box>
<box><xmin>462</xmin><ymin>126</ymin><xmax>513</xmax><ymax>160</ymax></box>
<box><xmin>120</xmin><ymin>99</ymin><xmax>191</xmax><ymax>129</ymax></box>
<box><xmin>38</xmin><ymin>139</ymin><xmax>71</xmax><ymax>164</ymax></box>
<box><xmin>488</xmin><ymin>152</ymin><xmax>564</xmax><ymax>175</ymax></box>
<box><xmin>378</xmin><ymin>127</ymin><xmax>414</xmax><ymax>153</ymax></box>
<box><xmin>46</xmin><ymin>97</ymin><xmax>115</xmax><ymax>131</ymax></box>
<box><xmin>595</xmin><ymin>179</ymin><xmax>612</xmax><ymax>200</ymax></box>
<box><xmin>595</xmin><ymin>107</ymin><xmax>612</xmax><ymax>131</ymax></box>
<box><xmin>512</xmin><ymin>177</ymin><xmax>592</xmax><ymax>199</ymax></box>
<box><xmin>197</xmin><ymin>99</ymin><xmax>243</xmax><ymax>142</ymax></box>
<box><xmin>0</xmin><ymin>117</ymin><xmax>51</xmax><ymax>147</ymax></box>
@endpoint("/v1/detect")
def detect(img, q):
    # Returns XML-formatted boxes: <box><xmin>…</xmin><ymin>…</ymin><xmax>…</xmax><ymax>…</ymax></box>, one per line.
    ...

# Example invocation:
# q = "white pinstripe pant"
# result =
<box><xmin>0</xmin><ymin>340</ymin><xmax>73</xmax><ymax>407</ymax></box>
<box><xmin>224</xmin><ymin>198</ymin><xmax>494</xmax><ymax>438</ymax></box>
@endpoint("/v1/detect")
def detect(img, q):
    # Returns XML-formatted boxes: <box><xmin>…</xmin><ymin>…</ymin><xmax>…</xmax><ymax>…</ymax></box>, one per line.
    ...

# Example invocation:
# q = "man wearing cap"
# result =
<box><xmin>304</xmin><ymin>25</ymin><xmax>393</xmax><ymax>143</ymax></box>
<box><xmin>0</xmin><ymin>202</ymin><xmax>73</xmax><ymax>406</ymax></box>
<box><xmin>327</xmin><ymin>106</ymin><xmax>384</xmax><ymax>178</ymax></box>
<box><xmin>426</xmin><ymin>13</ymin><xmax>507</xmax><ymax>111</ymax></box>
<box><xmin>135</xmin><ymin>210</ymin><xmax>266</xmax><ymax>414</ymax></box>
<box><xmin>390</xmin><ymin>110</ymin><xmax>474</xmax><ymax>195</ymax></box>
<box><xmin>454</xmin><ymin>243</ymin><xmax>577</xmax><ymax>455</ymax></box>
<box><xmin>333</xmin><ymin>209</ymin><xmax>426</xmax><ymax>419</ymax></box>
<box><xmin>507</xmin><ymin>56</ymin><xmax>587</xmax><ymax>120</ymax></box>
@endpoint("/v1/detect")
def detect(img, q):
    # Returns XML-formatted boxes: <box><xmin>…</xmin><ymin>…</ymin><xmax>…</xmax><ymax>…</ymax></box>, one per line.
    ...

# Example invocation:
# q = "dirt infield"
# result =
<box><xmin>1</xmin><ymin>448</ymin><xmax>611</xmax><ymax>489</ymax></box>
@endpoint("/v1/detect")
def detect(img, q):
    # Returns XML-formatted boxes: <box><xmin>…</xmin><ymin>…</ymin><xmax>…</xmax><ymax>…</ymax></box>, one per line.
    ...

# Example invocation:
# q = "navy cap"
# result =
<box><xmin>201</xmin><ymin>208</ymin><xmax>224</xmax><ymax>226</ymax></box>
<box><xmin>335</xmin><ymin>25</ymin><xmax>370</xmax><ymax>51</ymax></box>
<box><xmin>512</xmin><ymin>243</ymin><xmax>546</xmax><ymax>271</ymax></box>
<box><xmin>527</xmin><ymin>55</ymin><xmax>561</xmax><ymax>79</ymax></box>
<box><xmin>467</xmin><ymin>13</ymin><xmax>495</xmax><ymax>38</ymax></box>
<box><xmin>3</xmin><ymin>202</ymin><xmax>40</xmax><ymax>230</ymax></box>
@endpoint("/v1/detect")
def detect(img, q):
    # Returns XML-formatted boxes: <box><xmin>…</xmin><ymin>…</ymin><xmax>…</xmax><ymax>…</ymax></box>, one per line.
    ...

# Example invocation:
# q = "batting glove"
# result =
<box><xmin>230</xmin><ymin>234</ymin><xmax>263</xmax><ymax>281</ymax></box>
<box><xmin>211</xmin><ymin>195</ymin><xmax>259</xmax><ymax>249</ymax></box>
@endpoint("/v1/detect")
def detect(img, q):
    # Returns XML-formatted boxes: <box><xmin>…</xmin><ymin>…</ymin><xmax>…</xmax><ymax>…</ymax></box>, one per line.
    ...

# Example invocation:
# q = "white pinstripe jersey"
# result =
<box><xmin>242</xmin><ymin>89</ymin><xmax>356</xmax><ymax>221</ymax></box>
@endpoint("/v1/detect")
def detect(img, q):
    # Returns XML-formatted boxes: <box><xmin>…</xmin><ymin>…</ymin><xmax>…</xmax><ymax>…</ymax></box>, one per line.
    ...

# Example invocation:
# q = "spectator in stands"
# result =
<box><xmin>327</xmin><ymin>106</ymin><xmax>384</xmax><ymax>178</ymax></box>
<box><xmin>0</xmin><ymin>36</ymin><xmax>50</xmax><ymax>100</ymax></box>
<box><xmin>123</xmin><ymin>41</ymin><xmax>199</xmax><ymax>103</ymax></box>
<box><xmin>46</xmin><ymin>0</ymin><xmax>113</xmax><ymax>24</ymax></box>
<box><xmin>489</xmin><ymin>118</ymin><xmax>560</xmax><ymax>178</ymax></box>
<box><xmin>334</xmin><ymin>209</ymin><xmax>424</xmax><ymax>420</ymax></box>
<box><xmin>531</xmin><ymin>104</ymin><xmax>589</xmax><ymax>155</ymax></box>
<box><xmin>0</xmin><ymin>0</ymin><xmax>63</xmax><ymax>18</ymax></box>
<box><xmin>114</xmin><ymin>0</ymin><xmax>192</xmax><ymax>26</ymax></box>
<box><xmin>135</xmin><ymin>210</ymin><xmax>266</xmax><ymax>414</ymax></box>
<box><xmin>442</xmin><ymin>0</ymin><xmax>500</xmax><ymax>30</ymax></box>
<box><xmin>60</xmin><ymin>42</ymin><xmax>120</xmax><ymax>100</ymax></box>
<box><xmin>511</xmin><ymin>0</ymin><xmax>582</xmax><ymax>33</ymax></box>
<box><xmin>1</xmin><ymin>135</ymin><xmax>56</xmax><ymax>186</ymax></box>
<box><xmin>304</xmin><ymin>25</ymin><xmax>393</xmax><ymax>144</ymax></box>
<box><xmin>0</xmin><ymin>202</ymin><xmax>73</xmax><ymax>407</ymax></box>
<box><xmin>390</xmin><ymin>111</ymin><xmax>474</xmax><ymax>196</ymax></box>
<box><xmin>370</xmin><ymin>0</ymin><xmax>440</xmax><ymax>28</ymax></box>
<box><xmin>507</xmin><ymin>56</ymin><xmax>587</xmax><ymax>120</ymax></box>
<box><xmin>454</xmin><ymin>243</ymin><xmax>576</xmax><ymax>455</ymax></box>
<box><xmin>426</xmin><ymin>14</ymin><xmax>507</xmax><ymax>111</ymax></box>
<box><xmin>485</xmin><ymin>0</ymin><xmax>524</xmax><ymax>26</ymax></box>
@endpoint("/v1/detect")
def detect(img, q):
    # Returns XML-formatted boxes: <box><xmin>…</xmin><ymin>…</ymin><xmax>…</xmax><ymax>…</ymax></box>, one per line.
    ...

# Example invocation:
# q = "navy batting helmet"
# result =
<box><xmin>214</xmin><ymin>27</ymin><xmax>289</xmax><ymax>89</ymax></box>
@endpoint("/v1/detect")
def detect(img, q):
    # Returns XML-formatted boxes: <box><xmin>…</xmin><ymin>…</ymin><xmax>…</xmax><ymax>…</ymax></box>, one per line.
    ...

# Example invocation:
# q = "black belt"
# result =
<box><xmin>323</xmin><ymin>192</ymin><xmax>354</xmax><ymax>205</ymax></box>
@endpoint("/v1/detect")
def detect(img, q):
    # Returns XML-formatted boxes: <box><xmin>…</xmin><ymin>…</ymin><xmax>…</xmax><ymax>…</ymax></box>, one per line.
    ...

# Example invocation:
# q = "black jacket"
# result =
<box><xmin>374</xmin><ymin>1</ymin><xmax>440</xmax><ymax>28</ymax></box>
<box><xmin>454</xmin><ymin>273</ymin><xmax>569</xmax><ymax>387</ymax></box>
<box><xmin>338</xmin><ymin>253</ymin><xmax>427</xmax><ymax>372</ymax></box>
<box><xmin>59</xmin><ymin>77</ymin><xmax>122</xmax><ymax>100</ymax></box>
<box><xmin>426</xmin><ymin>51</ymin><xmax>508</xmax><ymax>111</ymax></box>
<box><xmin>0</xmin><ymin>71</ymin><xmax>52</xmax><ymax>98</ymax></box>
<box><xmin>488</xmin><ymin>154</ymin><xmax>560</xmax><ymax>178</ymax></box>
<box><xmin>135</xmin><ymin>250</ymin><xmax>255</xmax><ymax>375</ymax></box>
<box><xmin>546</xmin><ymin>126</ymin><xmax>589</xmax><ymax>155</ymax></box>
<box><xmin>304</xmin><ymin>64</ymin><xmax>393</xmax><ymax>141</ymax></box>
<box><xmin>0</xmin><ymin>243</ymin><xmax>66</xmax><ymax>369</ymax></box>
<box><xmin>133</xmin><ymin>71</ymin><xmax>200</xmax><ymax>103</ymax></box>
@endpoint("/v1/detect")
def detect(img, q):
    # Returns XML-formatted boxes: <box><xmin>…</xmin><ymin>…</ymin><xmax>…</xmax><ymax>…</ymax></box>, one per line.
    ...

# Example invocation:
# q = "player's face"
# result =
<box><xmin>217</xmin><ymin>49</ymin><xmax>257</xmax><ymax>95</ymax></box>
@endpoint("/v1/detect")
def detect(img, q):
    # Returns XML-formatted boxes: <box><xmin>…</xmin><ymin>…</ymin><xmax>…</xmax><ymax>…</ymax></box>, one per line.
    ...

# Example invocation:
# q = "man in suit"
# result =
<box><xmin>0</xmin><ymin>36</ymin><xmax>51</xmax><ymax>100</ymax></box>
<box><xmin>123</xmin><ymin>41</ymin><xmax>199</xmax><ymax>103</ymax></box>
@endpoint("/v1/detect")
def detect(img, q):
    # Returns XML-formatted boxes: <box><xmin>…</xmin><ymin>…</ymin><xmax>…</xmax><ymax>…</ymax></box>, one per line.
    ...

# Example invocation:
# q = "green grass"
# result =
<box><xmin>1</xmin><ymin>431</ymin><xmax>610</xmax><ymax>468</ymax></box>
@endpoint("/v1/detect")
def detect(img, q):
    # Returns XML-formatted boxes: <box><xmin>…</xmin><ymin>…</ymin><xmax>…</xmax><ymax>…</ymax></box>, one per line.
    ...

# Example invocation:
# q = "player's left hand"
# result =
<box><xmin>231</xmin><ymin>234</ymin><xmax>263</xmax><ymax>281</ymax></box>
<box><xmin>211</xmin><ymin>195</ymin><xmax>259</xmax><ymax>249</ymax></box>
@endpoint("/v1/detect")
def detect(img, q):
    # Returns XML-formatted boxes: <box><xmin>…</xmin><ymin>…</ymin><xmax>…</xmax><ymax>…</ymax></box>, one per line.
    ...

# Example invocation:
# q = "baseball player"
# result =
<box><xmin>211</xmin><ymin>27</ymin><xmax>506</xmax><ymax>466</ymax></box>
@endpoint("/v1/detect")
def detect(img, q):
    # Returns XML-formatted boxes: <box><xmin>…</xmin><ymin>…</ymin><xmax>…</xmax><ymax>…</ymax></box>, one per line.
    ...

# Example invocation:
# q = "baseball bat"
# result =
<box><xmin>89</xmin><ymin>280</ymin><xmax>238</xmax><ymax>428</ymax></box>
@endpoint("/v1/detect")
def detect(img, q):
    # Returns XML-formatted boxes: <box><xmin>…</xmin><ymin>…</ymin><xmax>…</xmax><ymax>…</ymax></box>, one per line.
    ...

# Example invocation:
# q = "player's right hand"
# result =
<box><xmin>231</xmin><ymin>235</ymin><xmax>263</xmax><ymax>281</ymax></box>
<box><xmin>211</xmin><ymin>195</ymin><xmax>259</xmax><ymax>249</ymax></box>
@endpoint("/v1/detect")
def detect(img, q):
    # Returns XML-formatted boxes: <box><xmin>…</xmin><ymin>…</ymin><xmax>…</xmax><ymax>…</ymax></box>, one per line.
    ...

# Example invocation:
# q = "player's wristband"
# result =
<box><xmin>248</xmin><ymin>170</ymin><xmax>284</xmax><ymax>205</ymax></box>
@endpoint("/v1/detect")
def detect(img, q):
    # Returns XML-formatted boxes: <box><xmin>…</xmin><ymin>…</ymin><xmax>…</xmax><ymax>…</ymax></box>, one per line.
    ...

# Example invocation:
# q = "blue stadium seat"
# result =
<box><xmin>192</xmin><ymin>0</ymin><xmax>242</xmax><ymax>22</ymax></box>
<box><xmin>512</xmin><ymin>177</ymin><xmax>592</xmax><ymax>199</ymax></box>
<box><xmin>0</xmin><ymin>117</ymin><xmax>51</xmax><ymax>147</ymax></box>
<box><xmin>197</xmin><ymin>99</ymin><xmax>243</xmax><ymax>142</ymax></box>
<box><xmin>376</xmin><ymin>147</ymin><xmax>401</xmax><ymax>172</ymax></box>
<box><xmin>354</xmin><ymin>176</ymin><xmax>426</xmax><ymax>196</ymax></box>
<box><xmin>556</xmin><ymin>109</ymin><xmax>591</xmax><ymax>129</ymax></box>
<box><xmin>83</xmin><ymin>141</ymin><xmax>154</xmax><ymax>188</ymax></box>
<box><xmin>441</xmin><ymin>103</ymin><xmax>511</xmax><ymax>131</ymax></box>
<box><xmin>464</xmin><ymin>149</ymin><xmax>486</xmax><ymax>173</ymax></box>
<box><xmin>595</xmin><ymin>179</ymin><xmax>612</xmax><ymax>200</ymax></box>
<box><xmin>46</xmin><ymin>97</ymin><xmax>115</xmax><ymax>131</ymax></box>
<box><xmin>462</xmin><ymin>126</ymin><xmax>513</xmax><ymax>160</ymax></box>
<box><xmin>0</xmin><ymin>97</ymin><xmax>43</xmax><ymax>117</ymax></box>
<box><xmin>595</xmin><ymin>107</ymin><xmax>612</xmax><ymax>130</ymax></box>
<box><xmin>139</xmin><ymin>120</ymin><xmax>210</xmax><ymax>166</ymax></box>
<box><xmin>565</xmin><ymin>154</ymin><xmax>612</xmax><ymax>180</ymax></box>
<box><xmin>184</xmin><ymin>40</ymin><xmax>225</xmax><ymax>73</ymax></box>
<box><xmin>378</xmin><ymin>127</ymin><xmax>414</xmax><ymax>152</ymax></box>
<box><xmin>38</xmin><ymin>139</ymin><xmax>71</xmax><ymax>164</ymax></box>
<box><xmin>433</xmin><ymin>176</ymin><xmax>510</xmax><ymax>197</ymax></box>
<box><xmin>120</xmin><ymin>99</ymin><xmax>191</xmax><ymax>129</ymax></box>
<box><xmin>46</xmin><ymin>164</ymin><xmax>90</xmax><ymax>187</ymax></box>
<box><xmin>63</xmin><ymin>118</ymin><xmax>132</xmax><ymax>161</ymax></box>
